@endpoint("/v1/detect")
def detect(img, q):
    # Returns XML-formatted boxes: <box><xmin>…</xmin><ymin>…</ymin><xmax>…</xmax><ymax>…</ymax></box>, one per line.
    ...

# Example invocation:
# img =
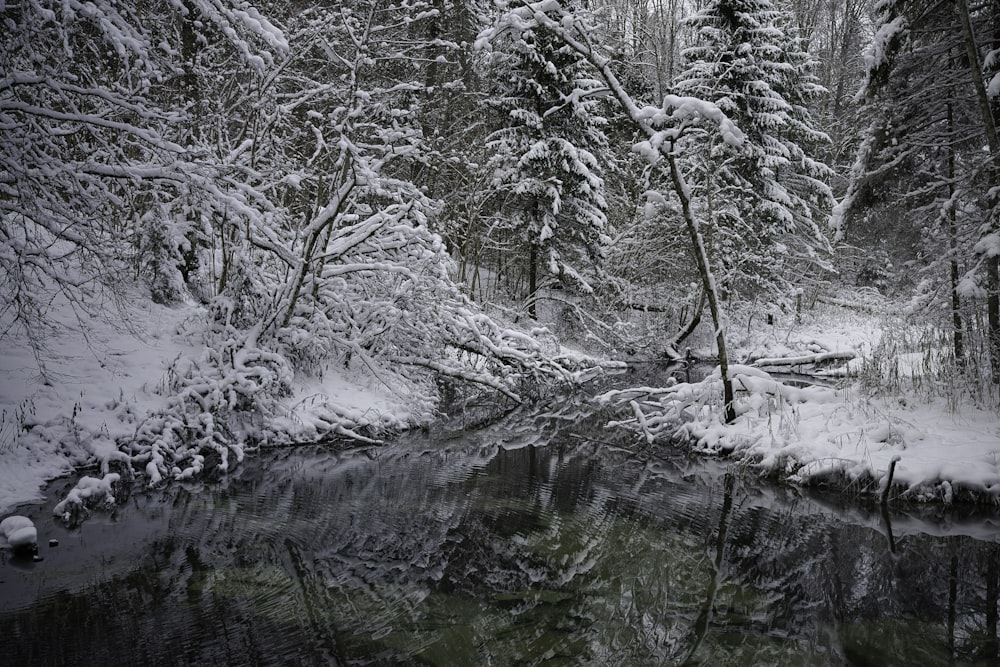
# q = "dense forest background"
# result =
<box><xmin>2</xmin><ymin>0</ymin><xmax>999</xmax><ymax>444</ymax></box>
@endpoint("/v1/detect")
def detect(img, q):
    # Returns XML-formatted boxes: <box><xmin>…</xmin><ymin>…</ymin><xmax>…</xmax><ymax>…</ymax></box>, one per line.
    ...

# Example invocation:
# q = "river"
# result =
<box><xmin>2</xmin><ymin>381</ymin><xmax>1000</xmax><ymax>666</ymax></box>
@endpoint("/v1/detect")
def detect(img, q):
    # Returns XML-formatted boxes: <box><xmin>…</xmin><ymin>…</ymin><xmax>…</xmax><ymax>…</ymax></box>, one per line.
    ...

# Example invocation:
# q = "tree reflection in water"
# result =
<box><xmin>2</xmin><ymin>393</ymin><xmax>1000</xmax><ymax>666</ymax></box>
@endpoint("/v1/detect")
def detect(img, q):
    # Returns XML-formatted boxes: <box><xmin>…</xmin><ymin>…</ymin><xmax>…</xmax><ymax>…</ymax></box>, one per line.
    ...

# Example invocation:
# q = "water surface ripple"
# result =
<box><xmin>2</xmin><ymin>390</ymin><xmax>1000</xmax><ymax>666</ymax></box>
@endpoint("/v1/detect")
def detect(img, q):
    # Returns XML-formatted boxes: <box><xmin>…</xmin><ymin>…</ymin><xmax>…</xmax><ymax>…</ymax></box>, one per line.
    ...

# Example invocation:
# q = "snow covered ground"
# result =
<box><xmin>0</xmin><ymin>294</ymin><xmax>421</xmax><ymax>515</ymax></box>
<box><xmin>604</xmin><ymin>295</ymin><xmax>1000</xmax><ymax>504</ymax></box>
<box><xmin>2</xmin><ymin>289</ymin><xmax>998</xmax><ymax>519</ymax></box>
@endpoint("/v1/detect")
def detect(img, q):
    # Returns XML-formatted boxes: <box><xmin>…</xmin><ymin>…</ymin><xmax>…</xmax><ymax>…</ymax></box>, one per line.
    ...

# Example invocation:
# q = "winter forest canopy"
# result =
<box><xmin>1</xmin><ymin>0</ymin><xmax>999</xmax><ymax>505</ymax></box>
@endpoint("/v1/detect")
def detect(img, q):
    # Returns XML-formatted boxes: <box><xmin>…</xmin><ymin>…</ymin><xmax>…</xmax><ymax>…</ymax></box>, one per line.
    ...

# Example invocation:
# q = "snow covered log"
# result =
<box><xmin>752</xmin><ymin>350</ymin><xmax>855</xmax><ymax>372</ymax></box>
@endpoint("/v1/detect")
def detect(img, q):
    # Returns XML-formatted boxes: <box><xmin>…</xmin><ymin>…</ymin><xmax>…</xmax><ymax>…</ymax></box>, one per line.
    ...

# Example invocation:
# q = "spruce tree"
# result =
<box><xmin>674</xmin><ymin>0</ymin><xmax>835</xmax><ymax>300</ymax></box>
<box><xmin>484</xmin><ymin>23</ymin><xmax>610</xmax><ymax>319</ymax></box>
<box><xmin>838</xmin><ymin>0</ymin><xmax>1000</xmax><ymax>384</ymax></box>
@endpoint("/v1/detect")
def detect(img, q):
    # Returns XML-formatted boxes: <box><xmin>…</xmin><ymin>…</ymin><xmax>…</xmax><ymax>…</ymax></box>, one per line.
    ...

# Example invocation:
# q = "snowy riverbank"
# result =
<box><xmin>605</xmin><ymin>365</ymin><xmax>1000</xmax><ymax>502</ymax></box>
<box><xmin>603</xmin><ymin>296</ymin><xmax>1000</xmax><ymax>504</ymax></box>
<box><xmin>0</xmin><ymin>296</ymin><xmax>424</xmax><ymax>515</ymax></box>
<box><xmin>2</xmin><ymin>290</ymin><xmax>998</xmax><ymax>516</ymax></box>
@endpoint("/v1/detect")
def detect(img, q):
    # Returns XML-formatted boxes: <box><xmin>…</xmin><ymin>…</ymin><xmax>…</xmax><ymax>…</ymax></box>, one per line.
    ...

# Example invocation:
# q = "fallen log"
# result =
<box><xmin>752</xmin><ymin>350</ymin><xmax>855</xmax><ymax>368</ymax></box>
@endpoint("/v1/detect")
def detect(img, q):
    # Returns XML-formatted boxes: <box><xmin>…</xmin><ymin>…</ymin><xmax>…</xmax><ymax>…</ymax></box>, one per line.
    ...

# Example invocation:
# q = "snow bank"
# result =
<box><xmin>604</xmin><ymin>289</ymin><xmax>1000</xmax><ymax>505</ymax></box>
<box><xmin>603</xmin><ymin>366</ymin><xmax>1000</xmax><ymax>502</ymax></box>
<box><xmin>0</xmin><ymin>279</ymin><xmax>585</xmax><ymax>518</ymax></box>
<box><xmin>0</xmin><ymin>293</ymin><xmax>425</xmax><ymax>516</ymax></box>
<box><xmin>601</xmin><ymin>294</ymin><xmax>1000</xmax><ymax>504</ymax></box>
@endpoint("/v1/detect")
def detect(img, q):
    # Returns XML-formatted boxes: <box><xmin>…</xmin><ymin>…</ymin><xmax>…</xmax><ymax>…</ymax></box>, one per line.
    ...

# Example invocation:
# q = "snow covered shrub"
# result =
<box><xmin>138</xmin><ymin>208</ymin><xmax>187</xmax><ymax>305</ymax></box>
<box><xmin>906</xmin><ymin>281</ymin><xmax>1000</xmax><ymax>406</ymax></box>
<box><xmin>857</xmin><ymin>311</ymin><xmax>998</xmax><ymax>406</ymax></box>
<box><xmin>211</xmin><ymin>248</ymin><xmax>274</xmax><ymax>331</ymax></box>
<box><xmin>600</xmin><ymin>364</ymin><xmax>840</xmax><ymax>455</ymax></box>
<box><xmin>855</xmin><ymin>248</ymin><xmax>894</xmax><ymax>292</ymax></box>
<box><xmin>122</xmin><ymin>311</ymin><xmax>297</xmax><ymax>486</ymax></box>
<box><xmin>52</xmin><ymin>473</ymin><xmax>123</xmax><ymax>527</ymax></box>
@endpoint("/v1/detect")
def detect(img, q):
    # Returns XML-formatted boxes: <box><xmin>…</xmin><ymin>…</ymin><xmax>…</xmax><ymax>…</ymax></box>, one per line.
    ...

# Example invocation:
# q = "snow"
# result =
<box><xmin>0</xmin><ymin>292</ymin><xmax>422</xmax><ymax>516</ymax></box>
<box><xmin>601</xmin><ymin>297</ymin><xmax>1000</xmax><ymax>504</ymax></box>
<box><xmin>957</xmin><ymin>275</ymin><xmax>986</xmax><ymax>299</ymax></box>
<box><xmin>986</xmin><ymin>49</ymin><xmax>1000</xmax><ymax>98</ymax></box>
<box><xmin>0</xmin><ymin>515</ymin><xmax>37</xmax><ymax>551</ymax></box>
<box><xmin>1</xmin><ymin>284</ymin><xmax>997</xmax><ymax>516</ymax></box>
<box><xmin>974</xmin><ymin>232</ymin><xmax>1000</xmax><ymax>258</ymax></box>
<box><xmin>863</xmin><ymin>16</ymin><xmax>906</xmax><ymax>74</ymax></box>
<box><xmin>52</xmin><ymin>473</ymin><xmax>121</xmax><ymax>522</ymax></box>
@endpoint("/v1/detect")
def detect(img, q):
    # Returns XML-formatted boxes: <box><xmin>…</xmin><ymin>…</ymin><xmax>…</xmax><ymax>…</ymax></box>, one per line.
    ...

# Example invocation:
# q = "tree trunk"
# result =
<box><xmin>672</xmin><ymin>287</ymin><xmax>707</xmax><ymax>347</ymax></box>
<box><xmin>946</xmin><ymin>100</ymin><xmax>965</xmax><ymax>366</ymax></box>
<box><xmin>179</xmin><ymin>0</ymin><xmax>204</xmax><ymax>286</ymax></box>
<box><xmin>948</xmin><ymin>537</ymin><xmax>958</xmax><ymax>660</ymax></box>
<box><xmin>955</xmin><ymin>0</ymin><xmax>1000</xmax><ymax>384</ymax></box>
<box><xmin>990</xmin><ymin>256</ymin><xmax>1000</xmax><ymax>384</ymax></box>
<box><xmin>528</xmin><ymin>243</ymin><xmax>538</xmax><ymax>320</ymax></box>
<box><xmin>987</xmin><ymin>551</ymin><xmax>999</xmax><ymax>660</ymax></box>
<box><xmin>278</xmin><ymin>162</ymin><xmax>355</xmax><ymax>331</ymax></box>
<box><xmin>668</xmin><ymin>152</ymin><xmax>737</xmax><ymax>423</ymax></box>
<box><xmin>992</xmin><ymin>0</ymin><xmax>1000</xmax><ymax>385</ymax></box>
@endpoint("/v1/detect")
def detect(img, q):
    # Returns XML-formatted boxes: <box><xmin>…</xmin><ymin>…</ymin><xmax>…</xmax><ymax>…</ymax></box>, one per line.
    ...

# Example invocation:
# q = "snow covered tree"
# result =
<box><xmin>1</xmin><ymin>0</ymin><xmax>582</xmax><ymax>492</ymax></box>
<box><xmin>189</xmin><ymin>1</ymin><xmax>578</xmax><ymax>414</ymax></box>
<box><xmin>837</xmin><ymin>0</ymin><xmax>1000</xmax><ymax>387</ymax></box>
<box><xmin>482</xmin><ymin>18</ymin><xmax>611</xmax><ymax>319</ymax></box>
<box><xmin>674</xmin><ymin>0</ymin><xmax>836</xmax><ymax>301</ymax></box>
<box><xmin>395</xmin><ymin>0</ymin><xmax>497</xmax><ymax>293</ymax></box>
<box><xmin>479</xmin><ymin>2</ymin><xmax>744</xmax><ymax>421</ymax></box>
<box><xmin>0</xmin><ymin>1</ymin><xmax>287</xmax><ymax>347</ymax></box>
<box><xmin>585</xmin><ymin>0</ymin><xmax>687</xmax><ymax>102</ymax></box>
<box><xmin>782</xmin><ymin>0</ymin><xmax>872</xmax><ymax>173</ymax></box>
<box><xmin>954</xmin><ymin>0</ymin><xmax>1000</xmax><ymax>385</ymax></box>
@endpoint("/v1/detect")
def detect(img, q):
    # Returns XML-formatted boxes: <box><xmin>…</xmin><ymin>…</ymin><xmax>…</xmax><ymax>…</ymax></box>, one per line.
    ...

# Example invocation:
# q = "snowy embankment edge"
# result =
<box><xmin>0</xmin><ymin>368</ymin><xmax>427</xmax><ymax>519</ymax></box>
<box><xmin>0</xmin><ymin>296</ymin><xmax>611</xmax><ymax>518</ymax></box>
<box><xmin>0</xmin><ymin>299</ymin><xmax>431</xmax><ymax>517</ymax></box>
<box><xmin>599</xmin><ymin>365</ymin><xmax>1000</xmax><ymax>505</ymax></box>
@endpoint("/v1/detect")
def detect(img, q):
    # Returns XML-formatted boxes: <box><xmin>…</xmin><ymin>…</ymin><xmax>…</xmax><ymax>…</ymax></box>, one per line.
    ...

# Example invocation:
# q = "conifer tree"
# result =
<box><xmin>838</xmin><ymin>0</ymin><xmax>1000</xmax><ymax>384</ymax></box>
<box><xmin>484</xmin><ymin>22</ymin><xmax>611</xmax><ymax>318</ymax></box>
<box><xmin>674</xmin><ymin>0</ymin><xmax>835</xmax><ymax>300</ymax></box>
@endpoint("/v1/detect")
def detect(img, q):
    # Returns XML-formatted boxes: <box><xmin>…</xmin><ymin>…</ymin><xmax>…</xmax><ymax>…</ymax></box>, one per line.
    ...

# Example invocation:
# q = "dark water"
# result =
<box><xmin>3</xmin><ymin>390</ymin><xmax>1000</xmax><ymax>666</ymax></box>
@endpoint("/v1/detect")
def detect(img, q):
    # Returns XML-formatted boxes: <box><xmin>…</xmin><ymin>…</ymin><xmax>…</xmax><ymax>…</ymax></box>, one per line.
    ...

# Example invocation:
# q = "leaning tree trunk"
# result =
<box><xmin>580</xmin><ymin>32</ymin><xmax>736</xmax><ymax>421</ymax></box>
<box><xmin>667</xmin><ymin>152</ymin><xmax>737</xmax><ymax>423</ymax></box>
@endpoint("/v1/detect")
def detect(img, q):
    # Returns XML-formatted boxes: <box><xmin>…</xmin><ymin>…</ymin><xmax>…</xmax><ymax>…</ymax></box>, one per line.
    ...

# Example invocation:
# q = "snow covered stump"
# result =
<box><xmin>1</xmin><ymin>515</ymin><xmax>39</xmax><ymax>560</ymax></box>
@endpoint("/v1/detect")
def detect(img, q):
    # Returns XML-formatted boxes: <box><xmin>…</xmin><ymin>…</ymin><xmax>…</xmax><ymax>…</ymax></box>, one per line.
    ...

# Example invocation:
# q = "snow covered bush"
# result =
<box><xmin>51</xmin><ymin>473</ymin><xmax>127</xmax><ymax>527</ymax></box>
<box><xmin>600</xmin><ymin>365</ymin><xmax>839</xmax><ymax>453</ymax></box>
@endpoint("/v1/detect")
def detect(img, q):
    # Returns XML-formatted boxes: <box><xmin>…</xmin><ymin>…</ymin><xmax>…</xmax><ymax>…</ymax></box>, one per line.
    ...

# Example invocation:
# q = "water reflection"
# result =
<box><xmin>2</xmin><ymin>393</ymin><xmax>1000</xmax><ymax>666</ymax></box>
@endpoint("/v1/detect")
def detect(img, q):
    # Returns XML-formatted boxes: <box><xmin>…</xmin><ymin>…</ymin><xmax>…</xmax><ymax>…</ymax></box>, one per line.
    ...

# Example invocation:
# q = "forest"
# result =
<box><xmin>1</xmin><ymin>0</ymin><xmax>1000</xmax><ymax>510</ymax></box>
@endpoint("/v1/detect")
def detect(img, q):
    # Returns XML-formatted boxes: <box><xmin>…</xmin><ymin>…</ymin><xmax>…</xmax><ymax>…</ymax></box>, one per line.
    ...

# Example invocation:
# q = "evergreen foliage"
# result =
<box><xmin>674</xmin><ymin>0</ymin><xmax>835</xmax><ymax>299</ymax></box>
<box><xmin>841</xmin><ymin>0</ymin><xmax>1000</xmax><ymax>382</ymax></box>
<box><xmin>484</xmin><ymin>19</ymin><xmax>611</xmax><ymax>317</ymax></box>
